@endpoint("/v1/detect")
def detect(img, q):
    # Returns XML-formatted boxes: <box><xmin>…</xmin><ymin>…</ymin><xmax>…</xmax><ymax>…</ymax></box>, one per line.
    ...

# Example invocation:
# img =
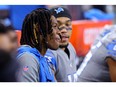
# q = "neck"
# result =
<box><xmin>40</xmin><ymin>49</ymin><xmax>47</xmax><ymax>56</ymax></box>
<box><xmin>40</xmin><ymin>43</ymin><xmax>47</xmax><ymax>56</ymax></box>
<box><xmin>59</xmin><ymin>44</ymin><xmax>69</xmax><ymax>51</ymax></box>
<box><xmin>61</xmin><ymin>48</ymin><xmax>65</xmax><ymax>51</ymax></box>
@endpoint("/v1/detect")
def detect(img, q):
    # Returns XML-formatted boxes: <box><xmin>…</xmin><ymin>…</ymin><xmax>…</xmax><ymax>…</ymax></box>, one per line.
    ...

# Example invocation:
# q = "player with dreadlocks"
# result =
<box><xmin>17</xmin><ymin>8</ymin><xmax>61</xmax><ymax>82</ymax></box>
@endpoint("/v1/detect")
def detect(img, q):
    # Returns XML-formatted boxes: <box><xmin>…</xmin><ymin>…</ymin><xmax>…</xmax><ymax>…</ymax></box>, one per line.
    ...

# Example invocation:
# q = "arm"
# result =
<box><xmin>17</xmin><ymin>53</ymin><xmax>39</xmax><ymax>82</ymax></box>
<box><xmin>107</xmin><ymin>58</ymin><xmax>116</xmax><ymax>82</ymax></box>
<box><xmin>101</xmin><ymin>28</ymin><xmax>116</xmax><ymax>82</ymax></box>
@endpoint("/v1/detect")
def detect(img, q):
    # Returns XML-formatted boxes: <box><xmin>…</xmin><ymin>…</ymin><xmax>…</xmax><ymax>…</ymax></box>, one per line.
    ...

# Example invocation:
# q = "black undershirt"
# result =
<box><xmin>60</xmin><ymin>44</ymin><xmax>70</xmax><ymax>59</ymax></box>
<box><xmin>64</xmin><ymin>46</ymin><xmax>70</xmax><ymax>59</ymax></box>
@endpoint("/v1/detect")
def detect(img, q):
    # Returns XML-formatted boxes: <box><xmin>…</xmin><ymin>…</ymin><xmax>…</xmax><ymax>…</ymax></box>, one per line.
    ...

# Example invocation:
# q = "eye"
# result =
<box><xmin>66</xmin><ymin>22</ymin><xmax>71</xmax><ymax>27</ymax></box>
<box><xmin>52</xmin><ymin>24</ymin><xmax>58</xmax><ymax>29</ymax></box>
<box><xmin>53</xmin><ymin>25</ymin><xmax>57</xmax><ymax>28</ymax></box>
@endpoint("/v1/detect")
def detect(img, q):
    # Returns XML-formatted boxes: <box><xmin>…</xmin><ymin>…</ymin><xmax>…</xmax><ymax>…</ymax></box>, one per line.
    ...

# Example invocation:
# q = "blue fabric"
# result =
<box><xmin>17</xmin><ymin>45</ymin><xmax>55</xmax><ymax>82</ymax></box>
<box><xmin>45</xmin><ymin>50</ymin><xmax>57</xmax><ymax>71</ymax></box>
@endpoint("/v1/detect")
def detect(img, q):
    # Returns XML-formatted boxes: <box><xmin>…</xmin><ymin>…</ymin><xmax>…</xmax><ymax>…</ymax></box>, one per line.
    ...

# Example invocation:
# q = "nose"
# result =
<box><xmin>56</xmin><ymin>27</ymin><xmax>61</xmax><ymax>35</ymax></box>
<box><xmin>55</xmin><ymin>25</ymin><xmax>60</xmax><ymax>33</ymax></box>
<box><xmin>59</xmin><ymin>24</ymin><xmax>68</xmax><ymax>33</ymax></box>
<box><xmin>60</xmin><ymin>27</ymin><xmax>68</xmax><ymax>34</ymax></box>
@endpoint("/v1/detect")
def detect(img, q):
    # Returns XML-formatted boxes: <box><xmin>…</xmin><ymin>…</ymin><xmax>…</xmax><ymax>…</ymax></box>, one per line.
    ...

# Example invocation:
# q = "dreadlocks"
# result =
<box><xmin>20</xmin><ymin>8</ymin><xmax>53</xmax><ymax>52</ymax></box>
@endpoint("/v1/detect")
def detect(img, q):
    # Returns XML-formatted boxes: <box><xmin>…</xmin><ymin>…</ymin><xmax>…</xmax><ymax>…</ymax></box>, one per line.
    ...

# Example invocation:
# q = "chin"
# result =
<box><xmin>60</xmin><ymin>43</ymin><xmax>68</xmax><ymax>46</ymax></box>
<box><xmin>59</xmin><ymin>43</ymin><xmax>69</xmax><ymax>48</ymax></box>
<box><xmin>49</xmin><ymin>46</ymin><xmax>59</xmax><ymax>50</ymax></box>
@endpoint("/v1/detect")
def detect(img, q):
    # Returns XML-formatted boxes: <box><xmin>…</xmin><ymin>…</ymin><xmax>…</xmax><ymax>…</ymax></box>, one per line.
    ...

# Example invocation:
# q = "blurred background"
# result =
<box><xmin>0</xmin><ymin>5</ymin><xmax>115</xmax><ymax>57</ymax></box>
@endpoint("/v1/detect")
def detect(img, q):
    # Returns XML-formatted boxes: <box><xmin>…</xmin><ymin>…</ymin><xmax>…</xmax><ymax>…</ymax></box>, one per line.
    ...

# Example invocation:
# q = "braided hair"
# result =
<box><xmin>20</xmin><ymin>8</ymin><xmax>53</xmax><ymax>51</ymax></box>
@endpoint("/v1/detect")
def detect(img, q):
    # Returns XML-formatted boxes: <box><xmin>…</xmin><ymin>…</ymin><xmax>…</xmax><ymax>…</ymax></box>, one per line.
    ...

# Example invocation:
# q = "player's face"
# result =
<box><xmin>47</xmin><ymin>16</ymin><xmax>61</xmax><ymax>50</ymax></box>
<box><xmin>7</xmin><ymin>31</ymin><xmax>18</xmax><ymax>53</ymax></box>
<box><xmin>56</xmin><ymin>17</ymin><xmax>72</xmax><ymax>47</ymax></box>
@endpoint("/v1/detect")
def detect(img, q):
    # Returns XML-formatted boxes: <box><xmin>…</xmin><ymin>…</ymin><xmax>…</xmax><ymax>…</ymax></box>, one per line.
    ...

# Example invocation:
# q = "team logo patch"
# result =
<box><xmin>54</xmin><ymin>7</ymin><xmax>64</xmax><ymax>14</ymax></box>
<box><xmin>45</xmin><ymin>55</ymin><xmax>52</xmax><ymax>62</ymax></box>
<box><xmin>23</xmin><ymin>66</ymin><xmax>29</xmax><ymax>71</ymax></box>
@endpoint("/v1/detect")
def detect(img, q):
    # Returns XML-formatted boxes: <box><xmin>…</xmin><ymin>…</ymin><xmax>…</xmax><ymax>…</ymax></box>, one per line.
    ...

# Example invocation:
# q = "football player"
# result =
<box><xmin>17</xmin><ymin>8</ymin><xmax>60</xmax><ymax>82</ymax></box>
<box><xmin>45</xmin><ymin>7</ymin><xmax>79</xmax><ymax>82</ymax></box>
<box><xmin>77</xmin><ymin>25</ymin><xmax>116</xmax><ymax>82</ymax></box>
